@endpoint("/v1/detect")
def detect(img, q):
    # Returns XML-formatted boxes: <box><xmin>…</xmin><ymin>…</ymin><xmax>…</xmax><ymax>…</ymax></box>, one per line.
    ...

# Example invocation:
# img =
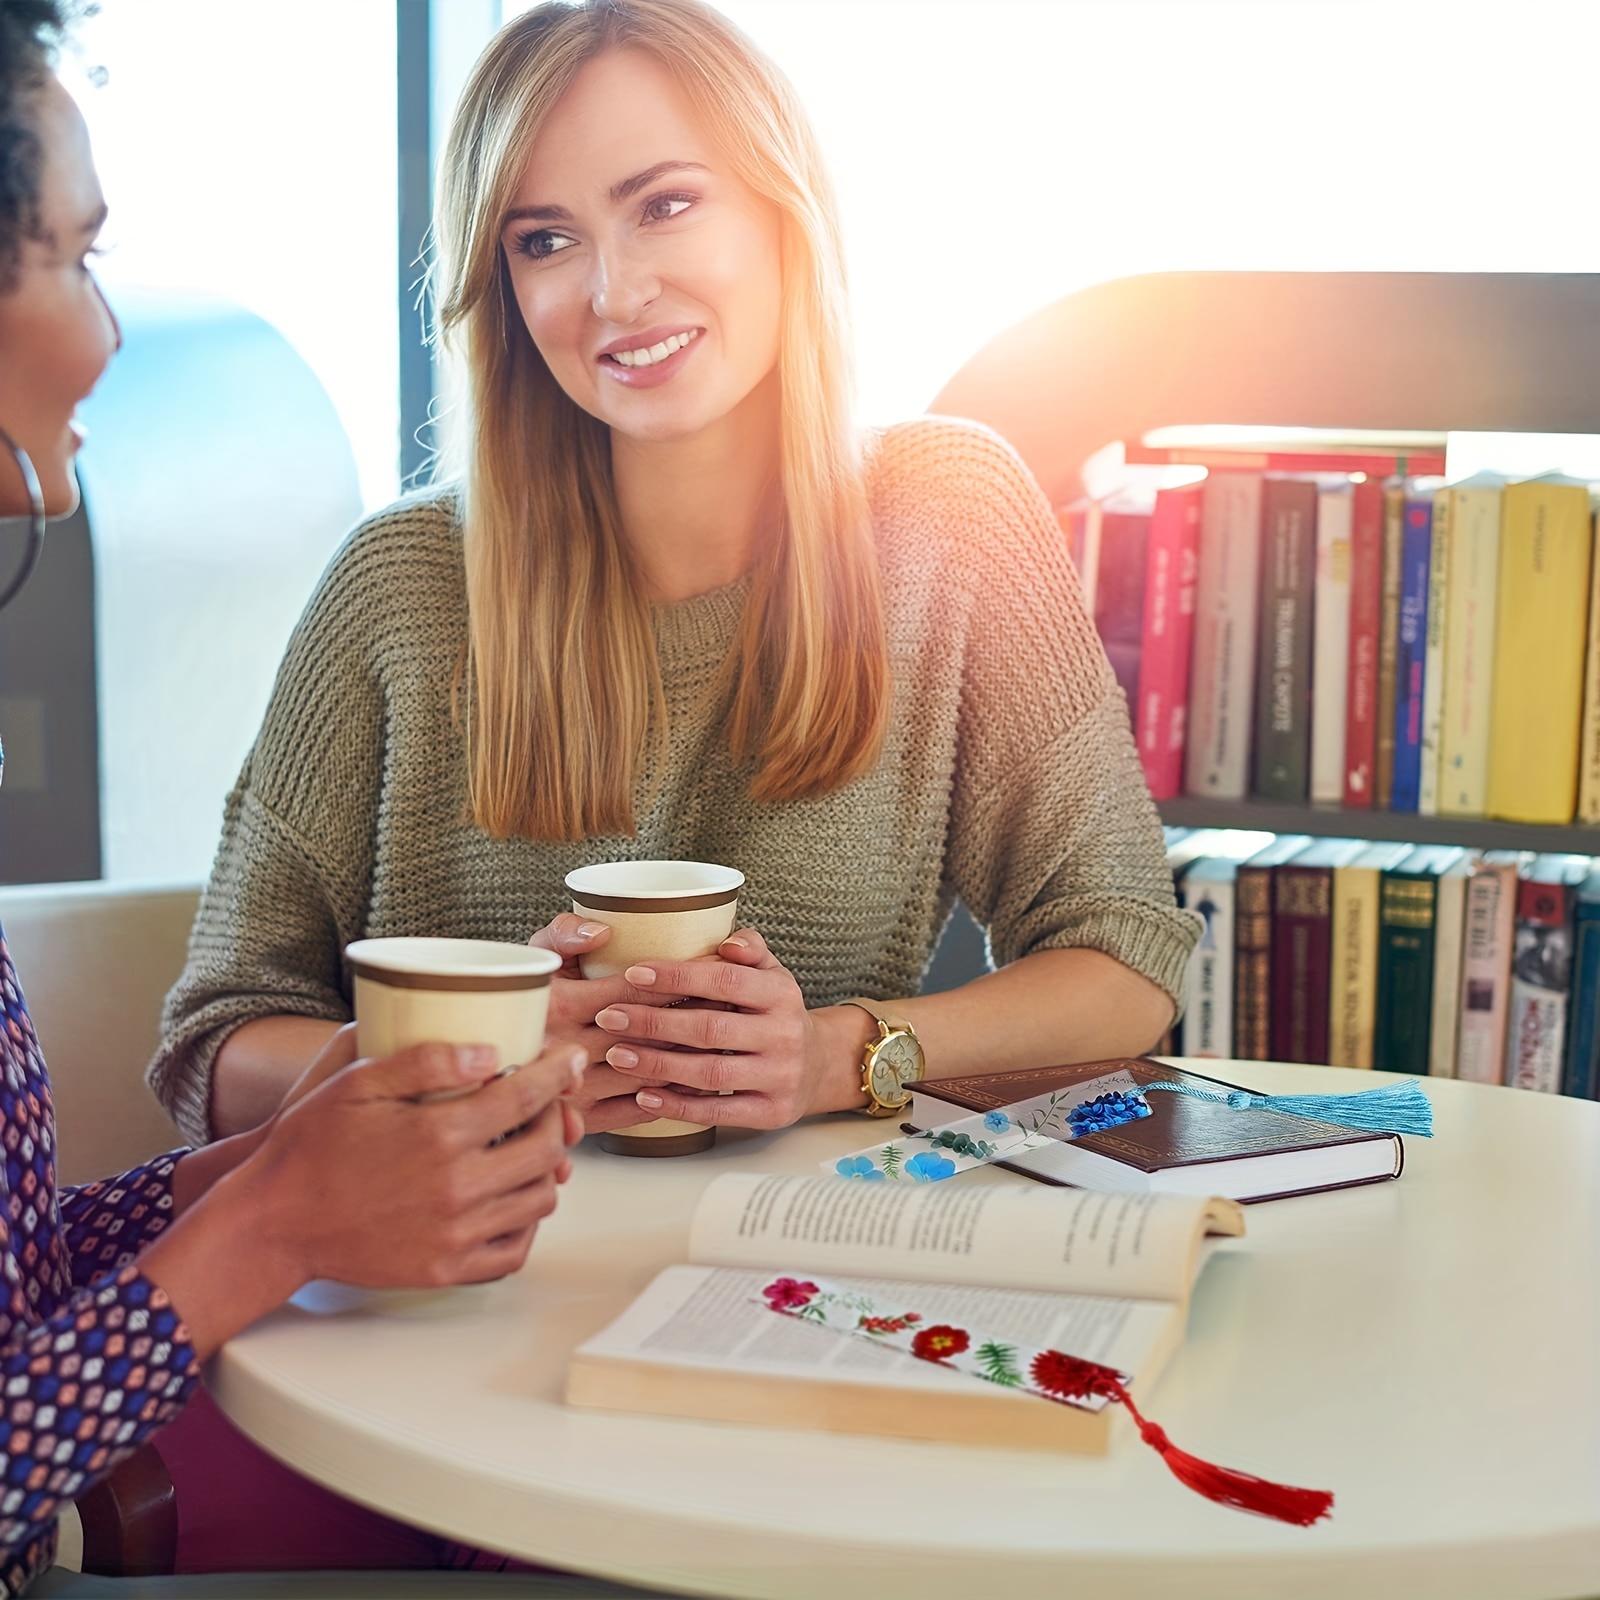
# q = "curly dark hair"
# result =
<box><xmin>0</xmin><ymin>0</ymin><xmax>79</xmax><ymax>292</ymax></box>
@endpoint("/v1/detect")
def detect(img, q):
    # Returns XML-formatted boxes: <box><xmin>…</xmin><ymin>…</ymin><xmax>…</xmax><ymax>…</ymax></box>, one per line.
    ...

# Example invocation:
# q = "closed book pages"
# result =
<box><xmin>1135</xmin><ymin>484</ymin><xmax>1203</xmax><ymax>801</ymax></box>
<box><xmin>1185</xmin><ymin>472</ymin><xmax>1263</xmax><ymax>799</ymax></box>
<box><xmin>1506</xmin><ymin>854</ymin><xmax>1589</xmax><ymax>1093</ymax></box>
<box><xmin>1252</xmin><ymin>478</ymin><xmax>1318</xmax><ymax>801</ymax></box>
<box><xmin>1269</xmin><ymin>838</ymin><xmax>1368</xmax><ymax>1066</ymax></box>
<box><xmin>1437</xmin><ymin>477</ymin><xmax>1504</xmax><ymax>818</ymax></box>
<box><xmin>1233</xmin><ymin>834</ymin><xmax>1312</xmax><ymax>1061</ymax></box>
<box><xmin>1578</xmin><ymin>515</ymin><xmax>1600</xmax><ymax>823</ymax></box>
<box><xmin>1094</xmin><ymin>489</ymin><xmax>1157</xmax><ymax>721</ymax></box>
<box><xmin>1374</xmin><ymin>845</ymin><xmax>1465</xmax><ymax>1075</ymax></box>
<box><xmin>1329</xmin><ymin>841</ymin><xmax>1413</xmax><ymax>1070</ymax></box>
<box><xmin>1389</xmin><ymin>486</ymin><xmax>1435</xmax><ymax>814</ymax></box>
<box><xmin>1418</xmin><ymin>489</ymin><xmax>1451</xmax><ymax>816</ymax></box>
<box><xmin>1428</xmin><ymin>855</ymin><xmax>1475</xmax><ymax>1078</ymax></box>
<box><xmin>1455</xmin><ymin>851</ymin><xmax>1524</xmax><ymax>1086</ymax></box>
<box><xmin>1562</xmin><ymin>865</ymin><xmax>1600</xmax><ymax>1098</ymax></box>
<box><xmin>1342</xmin><ymin>478</ymin><xmax>1384</xmax><ymax>808</ymax></box>
<box><xmin>1310</xmin><ymin>482</ymin><xmax>1353</xmax><ymax>804</ymax></box>
<box><xmin>909</xmin><ymin>1058</ymin><xmax>1403</xmax><ymax>1202</ymax></box>
<box><xmin>1486</xmin><ymin>476</ymin><xmax>1594</xmax><ymax>824</ymax></box>
<box><xmin>1374</xmin><ymin>482</ymin><xmax>1406</xmax><ymax>808</ymax></box>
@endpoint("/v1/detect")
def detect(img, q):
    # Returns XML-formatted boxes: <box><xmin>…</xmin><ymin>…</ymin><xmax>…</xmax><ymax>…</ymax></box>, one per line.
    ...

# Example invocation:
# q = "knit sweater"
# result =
<box><xmin>150</xmin><ymin>417</ymin><xmax>1198</xmax><ymax>1144</ymax></box>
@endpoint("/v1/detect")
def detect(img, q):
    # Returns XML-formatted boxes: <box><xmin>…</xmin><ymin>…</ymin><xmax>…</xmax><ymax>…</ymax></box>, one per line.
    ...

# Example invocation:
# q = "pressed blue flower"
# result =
<box><xmin>836</xmin><ymin>1154</ymin><xmax>887</xmax><ymax>1180</ymax></box>
<box><xmin>905</xmin><ymin>1151</ymin><xmax>957</xmax><ymax>1182</ymax></box>
<box><xmin>1066</xmin><ymin>1091</ymin><xmax>1152</xmax><ymax>1138</ymax></box>
<box><xmin>983</xmin><ymin>1111</ymin><xmax>1011</xmax><ymax>1133</ymax></box>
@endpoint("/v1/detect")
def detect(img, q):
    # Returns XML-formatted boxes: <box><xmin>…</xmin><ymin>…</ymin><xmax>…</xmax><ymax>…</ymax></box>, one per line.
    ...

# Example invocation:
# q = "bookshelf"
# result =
<box><xmin>932</xmin><ymin>270</ymin><xmax>1600</xmax><ymax>849</ymax></box>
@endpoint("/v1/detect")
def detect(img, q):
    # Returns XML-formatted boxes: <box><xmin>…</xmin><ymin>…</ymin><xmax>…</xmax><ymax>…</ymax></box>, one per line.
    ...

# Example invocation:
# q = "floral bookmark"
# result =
<box><xmin>759</xmin><ymin>1274</ymin><xmax>1334</xmax><ymax>1527</ymax></box>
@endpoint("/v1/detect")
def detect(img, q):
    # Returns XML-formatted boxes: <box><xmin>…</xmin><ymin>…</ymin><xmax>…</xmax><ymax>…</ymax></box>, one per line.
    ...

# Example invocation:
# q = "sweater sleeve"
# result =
<box><xmin>147</xmin><ymin>513</ymin><xmax>400</xmax><ymax>1144</ymax></box>
<box><xmin>933</xmin><ymin>423</ymin><xmax>1200</xmax><ymax>1006</ymax></box>
<box><xmin>0</xmin><ymin>1264</ymin><xmax>199</xmax><ymax>1579</ymax></box>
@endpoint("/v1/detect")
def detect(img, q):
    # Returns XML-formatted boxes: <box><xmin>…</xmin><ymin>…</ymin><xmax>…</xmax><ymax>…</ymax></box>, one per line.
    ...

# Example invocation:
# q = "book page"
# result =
<box><xmin>688</xmin><ymin>1173</ymin><xmax>1242</xmax><ymax>1303</ymax></box>
<box><xmin>577</xmin><ymin>1265</ymin><xmax>1176</xmax><ymax>1395</ymax></box>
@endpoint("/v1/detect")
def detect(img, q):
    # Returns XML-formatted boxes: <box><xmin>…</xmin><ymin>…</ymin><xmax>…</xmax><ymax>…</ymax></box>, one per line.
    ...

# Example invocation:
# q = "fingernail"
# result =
<box><xmin>461</xmin><ymin>1044</ymin><xmax>497</xmax><ymax>1076</ymax></box>
<box><xmin>624</xmin><ymin>965</ymin><xmax>656</xmax><ymax>986</ymax></box>
<box><xmin>722</xmin><ymin>937</ymin><xmax>748</xmax><ymax>950</ymax></box>
<box><xmin>568</xmin><ymin>1048</ymin><xmax>586</xmax><ymax>1086</ymax></box>
<box><xmin>595</xmin><ymin>1007</ymin><xmax>628</xmax><ymax>1030</ymax></box>
<box><xmin>577</xmin><ymin>921</ymin><xmax>606</xmax><ymax>939</ymax></box>
<box><xmin>607</xmin><ymin>1046</ymin><xmax>639</xmax><ymax>1070</ymax></box>
<box><xmin>636</xmin><ymin>1091</ymin><xmax>663</xmax><ymax>1109</ymax></box>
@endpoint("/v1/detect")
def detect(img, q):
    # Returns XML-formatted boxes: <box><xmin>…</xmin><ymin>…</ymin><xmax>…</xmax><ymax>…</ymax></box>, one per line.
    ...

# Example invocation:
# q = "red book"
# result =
<box><xmin>1134</xmin><ymin>484</ymin><xmax>1203</xmax><ymax>800</ymax></box>
<box><xmin>1342</xmin><ymin>477</ymin><xmax>1384</xmax><ymax>807</ymax></box>
<box><xmin>1269</xmin><ymin>838</ymin><xmax>1365</xmax><ymax>1065</ymax></box>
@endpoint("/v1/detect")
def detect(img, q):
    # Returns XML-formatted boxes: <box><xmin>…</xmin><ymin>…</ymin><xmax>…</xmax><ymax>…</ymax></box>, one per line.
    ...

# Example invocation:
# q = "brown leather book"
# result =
<box><xmin>908</xmin><ymin>1056</ymin><xmax>1403</xmax><ymax>1203</ymax></box>
<box><xmin>1233</xmin><ymin>834</ymin><xmax>1312</xmax><ymax>1060</ymax></box>
<box><xmin>1269</xmin><ymin>838</ymin><xmax>1369</xmax><ymax>1065</ymax></box>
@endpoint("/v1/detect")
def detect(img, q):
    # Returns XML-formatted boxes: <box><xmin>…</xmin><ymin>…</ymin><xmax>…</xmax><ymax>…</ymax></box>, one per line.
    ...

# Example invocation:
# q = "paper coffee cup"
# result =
<box><xmin>565</xmin><ymin>860</ymin><xmax>744</xmax><ymax>1155</ymax></box>
<box><xmin>346</xmin><ymin>937</ymin><xmax>562</xmax><ymax>1085</ymax></box>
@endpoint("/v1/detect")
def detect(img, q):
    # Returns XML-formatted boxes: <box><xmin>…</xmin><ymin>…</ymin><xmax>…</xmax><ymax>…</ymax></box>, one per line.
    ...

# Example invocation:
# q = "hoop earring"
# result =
<box><xmin>0</xmin><ymin>425</ymin><xmax>46</xmax><ymax>615</ymax></box>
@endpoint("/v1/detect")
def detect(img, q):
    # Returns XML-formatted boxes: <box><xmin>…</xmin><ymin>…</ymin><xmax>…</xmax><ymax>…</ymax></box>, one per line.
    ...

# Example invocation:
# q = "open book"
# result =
<box><xmin>566</xmin><ymin>1172</ymin><xmax>1243</xmax><ymax>1453</ymax></box>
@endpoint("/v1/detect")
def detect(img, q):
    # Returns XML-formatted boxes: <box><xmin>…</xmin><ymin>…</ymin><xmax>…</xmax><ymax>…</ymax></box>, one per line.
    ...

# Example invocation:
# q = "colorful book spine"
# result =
<box><xmin>1233</xmin><ymin>835</ymin><xmax>1311</xmax><ymax>1061</ymax></box>
<box><xmin>1505</xmin><ymin>855</ymin><xmax>1587</xmax><ymax>1092</ymax></box>
<box><xmin>1418</xmin><ymin>490</ymin><xmax>1451</xmax><ymax>816</ymax></box>
<box><xmin>1093</xmin><ymin>497</ymin><xmax>1155</xmax><ymax>720</ymax></box>
<box><xmin>1455</xmin><ymin>851</ymin><xmax>1522</xmax><ymax>1086</ymax></box>
<box><xmin>1389</xmin><ymin>488</ymin><xmax>1434</xmax><ymax>814</ymax></box>
<box><xmin>1310</xmin><ymin>483</ymin><xmax>1352</xmax><ymax>805</ymax></box>
<box><xmin>1437</xmin><ymin>479</ymin><xmax>1503</xmax><ymax>818</ymax></box>
<box><xmin>1342</xmin><ymin>478</ymin><xmax>1384</xmax><ymax>808</ymax></box>
<box><xmin>1562</xmin><ymin>865</ymin><xmax>1600</xmax><ymax>1098</ymax></box>
<box><xmin>1373</xmin><ymin>847</ymin><xmax>1460</xmax><ymax>1075</ymax></box>
<box><xmin>1577</xmin><ymin>515</ymin><xmax>1600</xmax><ymax>823</ymax></box>
<box><xmin>1428</xmin><ymin>855</ymin><xmax>1474</xmax><ymax>1078</ymax></box>
<box><xmin>1252</xmin><ymin>477</ymin><xmax>1317</xmax><ymax>802</ymax></box>
<box><xmin>1134</xmin><ymin>484</ymin><xmax>1202</xmax><ymax>802</ymax></box>
<box><xmin>1270</xmin><ymin>839</ymin><xmax>1364</xmax><ymax>1065</ymax></box>
<box><xmin>1329</xmin><ymin>842</ymin><xmax>1413</xmax><ymax>1070</ymax></box>
<box><xmin>1486</xmin><ymin>476</ymin><xmax>1594</xmax><ymax>825</ymax></box>
<box><xmin>1185</xmin><ymin>472</ymin><xmax>1263</xmax><ymax>800</ymax></box>
<box><xmin>1178</xmin><ymin>859</ymin><xmax>1239</xmax><ymax>1060</ymax></box>
<box><xmin>1374</xmin><ymin>482</ymin><xmax>1405</xmax><ymax>809</ymax></box>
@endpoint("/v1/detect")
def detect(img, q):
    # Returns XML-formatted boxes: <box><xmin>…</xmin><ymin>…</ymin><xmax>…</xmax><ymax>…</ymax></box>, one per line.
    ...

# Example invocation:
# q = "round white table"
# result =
<box><xmin>210</xmin><ymin>1063</ymin><xmax>1600</xmax><ymax>1600</ymax></box>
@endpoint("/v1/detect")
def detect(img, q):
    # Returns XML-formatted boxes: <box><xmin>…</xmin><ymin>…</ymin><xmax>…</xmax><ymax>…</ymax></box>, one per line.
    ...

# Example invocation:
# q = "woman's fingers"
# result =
<box><xmin>619</xmin><ymin>950</ymin><xmax>783</xmax><ymax>1009</ymax></box>
<box><xmin>634</xmin><ymin>1085</ymin><xmax>784</xmax><ymax>1129</ymax></box>
<box><xmin>596</xmin><ymin>995</ymin><xmax>787</xmax><ymax>1056</ymax></box>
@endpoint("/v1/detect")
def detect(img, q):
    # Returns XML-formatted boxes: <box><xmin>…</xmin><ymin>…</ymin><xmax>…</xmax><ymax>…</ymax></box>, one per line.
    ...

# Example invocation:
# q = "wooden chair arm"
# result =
<box><xmin>75</xmin><ymin>1442</ymin><xmax>178</xmax><ymax>1577</ymax></box>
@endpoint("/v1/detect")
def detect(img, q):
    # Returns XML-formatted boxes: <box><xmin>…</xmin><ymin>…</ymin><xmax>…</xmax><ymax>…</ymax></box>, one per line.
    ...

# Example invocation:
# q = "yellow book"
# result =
<box><xmin>1578</xmin><ymin>514</ymin><xmax>1600</xmax><ymax>822</ymax></box>
<box><xmin>1486</xmin><ymin>475</ymin><xmax>1595</xmax><ymax>824</ymax></box>
<box><xmin>1329</xmin><ymin>841</ymin><xmax>1412</xmax><ymax>1069</ymax></box>
<box><xmin>1437</xmin><ymin>476</ymin><xmax>1504</xmax><ymax>818</ymax></box>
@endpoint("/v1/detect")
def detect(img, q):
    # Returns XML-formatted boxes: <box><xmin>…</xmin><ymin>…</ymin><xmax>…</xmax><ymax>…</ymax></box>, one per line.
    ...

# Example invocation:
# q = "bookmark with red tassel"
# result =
<box><xmin>760</xmin><ymin>1274</ymin><xmax>1333</xmax><ymax>1528</ymax></box>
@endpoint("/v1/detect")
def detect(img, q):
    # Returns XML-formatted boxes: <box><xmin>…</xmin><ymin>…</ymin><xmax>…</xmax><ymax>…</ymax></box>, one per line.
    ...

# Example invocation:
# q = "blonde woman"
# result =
<box><xmin>154</xmin><ymin>0</ymin><xmax>1197</xmax><ymax>1145</ymax></box>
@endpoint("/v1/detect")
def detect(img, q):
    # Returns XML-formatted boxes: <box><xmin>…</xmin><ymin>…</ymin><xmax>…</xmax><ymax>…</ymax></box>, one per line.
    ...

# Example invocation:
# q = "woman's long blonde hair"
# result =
<box><xmin>432</xmin><ymin>0</ymin><xmax>888</xmax><ymax>843</ymax></box>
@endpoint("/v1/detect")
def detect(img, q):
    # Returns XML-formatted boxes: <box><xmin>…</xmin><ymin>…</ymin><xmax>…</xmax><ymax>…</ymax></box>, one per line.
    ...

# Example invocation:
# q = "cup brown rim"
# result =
<box><xmin>349</xmin><ymin>960</ymin><xmax>554</xmax><ymax>993</ymax></box>
<box><xmin>570</xmin><ymin>887</ymin><xmax>741</xmax><ymax>914</ymax></box>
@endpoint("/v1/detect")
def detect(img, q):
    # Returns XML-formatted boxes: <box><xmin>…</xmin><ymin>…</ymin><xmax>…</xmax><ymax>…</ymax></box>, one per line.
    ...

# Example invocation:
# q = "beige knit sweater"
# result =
<box><xmin>150</xmin><ymin>418</ymin><xmax>1198</xmax><ymax>1143</ymax></box>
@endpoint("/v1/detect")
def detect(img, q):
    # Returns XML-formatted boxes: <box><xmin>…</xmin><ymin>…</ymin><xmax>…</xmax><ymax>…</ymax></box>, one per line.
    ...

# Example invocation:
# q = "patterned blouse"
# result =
<box><xmin>0</xmin><ymin>926</ymin><xmax>199</xmax><ymax>1595</ymax></box>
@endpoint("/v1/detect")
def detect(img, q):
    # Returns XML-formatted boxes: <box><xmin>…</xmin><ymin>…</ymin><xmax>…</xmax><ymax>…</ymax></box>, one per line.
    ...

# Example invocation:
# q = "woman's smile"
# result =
<box><xmin>598</xmin><ymin>323</ymin><xmax>702</xmax><ymax>387</ymax></box>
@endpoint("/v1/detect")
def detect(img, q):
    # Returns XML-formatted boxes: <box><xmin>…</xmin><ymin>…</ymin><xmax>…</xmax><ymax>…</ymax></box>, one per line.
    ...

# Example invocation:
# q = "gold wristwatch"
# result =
<box><xmin>844</xmin><ymin>999</ymin><xmax>925</xmax><ymax>1117</ymax></box>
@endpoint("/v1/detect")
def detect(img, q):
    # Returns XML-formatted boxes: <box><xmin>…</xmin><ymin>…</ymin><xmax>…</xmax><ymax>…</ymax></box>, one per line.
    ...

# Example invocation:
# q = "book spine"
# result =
<box><xmin>1185</xmin><ymin>473</ymin><xmax>1263</xmax><ymax>800</ymax></box>
<box><xmin>1270</xmin><ymin>866</ymin><xmax>1333</xmax><ymax>1064</ymax></box>
<box><xmin>1342</xmin><ymin>478</ymin><xmax>1384</xmax><ymax>808</ymax></box>
<box><xmin>1310</xmin><ymin>486</ymin><xmax>1352</xmax><ymax>804</ymax></box>
<box><xmin>1374</xmin><ymin>872</ymin><xmax>1436</xmax><ymax>1075</ymax></box>
<box><xmin>1135</xmin><ymin>486</ymin><xmax>1202</xmax><ymax>802</ymax></box>
<box><xmin>1456</xmin><ymin>861</ymin><xmax>1517</xmax><ymax>1086</ymax></box>
<box><xmin>1487</xmin><ymin>483</ymin><xmax>1592</xmax><ymax>824</ymax></box>
<box><xmin>1094</xmin><ymin>510</ymin><xmax>1152</xmax><ymax>720</ymax></box>
<box><xmin>1438</xmin><ymin>487</ymin><xmax>1501</xmax><ymax>818</ymax></box>
<box><xmin>1428</xmin><ymin>869</ymin><xmax>1467</xmax><ymax>1078</ymax></box>
<box><xmin>1418</xmin><ymin>492</ymin><xmax>1451</xmax><ymax>816</ymax></box>
<box><xmin>1252</xmin><ymin>479</ymin><xmax>1317</xmax><ymax>802</ymax></box>
<box><xmin>1577</xmin><ymin>516</ymin><xmax>1600</xmax><ymax>822</ymax></box>
<box><xmin>1182</xmin><ymin>878</ymin><xmax>1235</xmax><ymax>1059</ymax></box>
<box><xmin>1506</xmin><ymin>875</ymin><xmax>1576</xmax><ymax>1093</ymax></box>
<box><xmin>1329</xmin><ymin>864</ymin><xmax>1380</xmax><ymax>1069</ymax></box>
<box><xmin>1233</xmin><ymin>864</ymin><xmax>1273</xmax><ymax>1061</ymax></box>
<box><xmin>1563</xmin><ymin>901</ymin><xmax>1600</xmax><ymax>1098</ymax></box>
<box><xmin>1389</xmin><ymin>493</ymin><xmax>1432</xmax><ymax>814</ymax></box>
<box><xmin>1374</xmin><ymin>483</ymin><xmax>1405</xmax><ymax>809</ymax></box>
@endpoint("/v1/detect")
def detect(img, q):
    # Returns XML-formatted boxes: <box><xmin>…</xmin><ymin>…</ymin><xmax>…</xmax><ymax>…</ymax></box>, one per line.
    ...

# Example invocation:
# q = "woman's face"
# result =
<box><xmin>0</xmin><ymin>74</ymin><xmax>118</xmax><ymax>518</ymax></box>
<box><xmin>499</xmin><ymin>48</ymin><xmax>784</xmax><ymax>449</ymax></box>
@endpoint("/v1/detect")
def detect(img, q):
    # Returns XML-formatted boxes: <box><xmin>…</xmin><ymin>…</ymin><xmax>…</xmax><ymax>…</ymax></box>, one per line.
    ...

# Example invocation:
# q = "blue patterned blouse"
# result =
<box><xmin>0</xmin><ymin>926</ymin><xmax>200</xmax><ymax>1594</ymax></box>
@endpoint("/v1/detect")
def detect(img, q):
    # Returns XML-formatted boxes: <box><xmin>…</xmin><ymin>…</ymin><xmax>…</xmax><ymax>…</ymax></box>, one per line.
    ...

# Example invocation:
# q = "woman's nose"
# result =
<box><xmin>92</xmin><ymin>272</ymin><xmax>123</xmax><ymax>355</ymax></box>
<box><xmin>587</xmin><ymin>239</ymin><xmax>658</xmax><ymax>327</ymax></box>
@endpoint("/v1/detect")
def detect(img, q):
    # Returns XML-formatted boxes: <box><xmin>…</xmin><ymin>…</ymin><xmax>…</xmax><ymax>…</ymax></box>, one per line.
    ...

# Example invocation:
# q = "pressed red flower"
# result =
<box><xmin>1030</xmin><ymin>1349</ymin><xmax>1119</xmax><ymax>1402</ymax></box>
<box><xmin>910</xmin><ymin>1324</ymin><xmax>971</xmax><ymax>1362</ymax></box>
<box><xmin>762</xmin><ymin>1277</ymin><xmax>819</xmax><ymax>1311</ymax></box>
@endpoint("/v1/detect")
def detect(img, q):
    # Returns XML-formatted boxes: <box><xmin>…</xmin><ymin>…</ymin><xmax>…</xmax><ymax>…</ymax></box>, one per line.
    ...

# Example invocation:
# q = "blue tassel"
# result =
<box><xmin>1140</xmin><ymin>1078</ymin><xmax>1433</xmax><ymax>1138</ymax></box>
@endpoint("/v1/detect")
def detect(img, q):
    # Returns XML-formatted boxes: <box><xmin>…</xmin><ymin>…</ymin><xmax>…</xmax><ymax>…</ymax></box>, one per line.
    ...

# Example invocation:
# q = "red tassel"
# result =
<box><xmin>1111</xmin><ymin>1379</ymin><xmax>1334</xmax><ymax>1528</ymax></box>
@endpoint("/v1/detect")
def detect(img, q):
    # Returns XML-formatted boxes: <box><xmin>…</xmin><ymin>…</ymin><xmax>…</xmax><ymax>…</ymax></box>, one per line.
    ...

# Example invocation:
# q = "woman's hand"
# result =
<box><xmin>592</xmin><ymin>929</ymin><xmax>869</xmax><ymax>1129</ymax></box>
<box><xmin>527</xmin><ymin>914</ymin><xmax>679</xmax><ymax>1133</ymax></box>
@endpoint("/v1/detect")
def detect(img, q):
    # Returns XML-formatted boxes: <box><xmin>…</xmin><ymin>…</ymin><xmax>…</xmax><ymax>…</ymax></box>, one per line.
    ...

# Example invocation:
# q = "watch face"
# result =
<box><xmin>869</xmin><ymin>1030</ymin><xmax>922</xmax><ymax>1102</ymax></box>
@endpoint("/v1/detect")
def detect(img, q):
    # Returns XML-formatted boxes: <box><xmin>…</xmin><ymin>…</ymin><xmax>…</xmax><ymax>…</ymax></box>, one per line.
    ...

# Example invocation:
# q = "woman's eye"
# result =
<box><xmin>642</xmin><ymin>193</ymin><xmax>694</xmax><ymax>224</ymax></box>
<box><xmin>512</xmin><ymin>228</ymin><xmax>576</xmax><ymax>261</ymax></box>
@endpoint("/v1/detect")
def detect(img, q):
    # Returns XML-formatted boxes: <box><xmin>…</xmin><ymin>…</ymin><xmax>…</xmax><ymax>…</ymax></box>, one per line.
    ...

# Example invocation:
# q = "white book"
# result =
<box><xmin>1455</xmin><ymin>853</ymin><xmax>1522</xmax><ymax>1086</ymax></box>
<box><xmin>1177</xmin><ymin>859</ymin><xmax>1239</xmax><ymax>1058</ymax></box>
<box><xmin>1437</xmin><ymin>476</ymin><xmax>1504</xmax><ymax>818</ymax></box>
<box><xmin>1418</xmin><ymin>491</ymin><xmax>1452</xmax><ymax>815</ymax></box>
<box><xmin>1428</xmin><ymin>856</ymin><xmax>1475</xmax><ymax>1077</ymax></box>
<box><xmin>1184</xmin><ymin>472</ymin><xmax>1263</xmax><ymax>799</ymax></box>
<box><xmin>1310</xmin><ymin>482</ymin><xmax>1352</xmax><ymax>803</ymax></box>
